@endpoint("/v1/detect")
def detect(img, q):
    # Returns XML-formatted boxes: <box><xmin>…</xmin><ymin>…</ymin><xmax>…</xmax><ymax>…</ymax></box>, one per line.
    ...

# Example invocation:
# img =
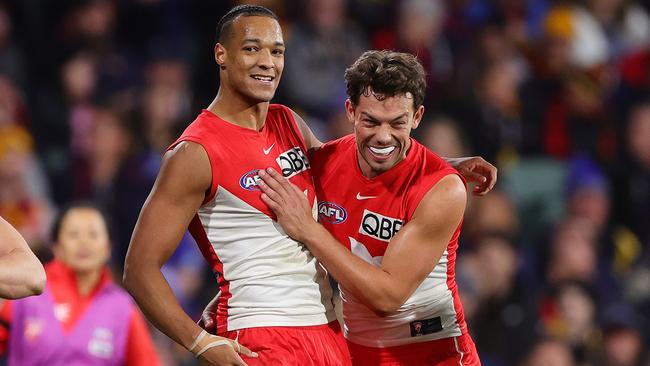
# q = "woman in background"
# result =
<box><xmin>0</xmin><ymin>202</ymin><xmax>159</xmax><ymax>365</ymax></box>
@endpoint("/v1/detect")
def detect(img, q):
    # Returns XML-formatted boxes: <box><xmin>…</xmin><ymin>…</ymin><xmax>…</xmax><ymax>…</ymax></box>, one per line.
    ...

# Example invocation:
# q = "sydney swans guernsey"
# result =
<box><xmin>170</xmin><ymin>105</ymin><xmax>335</xmax><ymax>333</ymax></box>
<box><xmin>311</xmin><ymin>135</ymin><xmax>468</xmax><ymax>347</ymax></box>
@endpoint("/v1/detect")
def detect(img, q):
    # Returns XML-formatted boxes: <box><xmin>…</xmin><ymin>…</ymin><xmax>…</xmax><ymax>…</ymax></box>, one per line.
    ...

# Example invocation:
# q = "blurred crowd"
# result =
<box><xmin>0</xmin><ymin>0</ymin><xmax>649</xmax><ymax>365</ymax></box>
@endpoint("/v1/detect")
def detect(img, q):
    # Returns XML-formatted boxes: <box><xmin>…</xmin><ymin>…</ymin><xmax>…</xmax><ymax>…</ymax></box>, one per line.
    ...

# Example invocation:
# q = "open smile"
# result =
<box><xmin>250</xmin><ymin>74</ymin><xmax>275</xmax><ymax>84</ymax></box>
<box><xmin>367</xmin><ymin>145</ymin><xmax>397</xmax><ymax>161</ymax></box>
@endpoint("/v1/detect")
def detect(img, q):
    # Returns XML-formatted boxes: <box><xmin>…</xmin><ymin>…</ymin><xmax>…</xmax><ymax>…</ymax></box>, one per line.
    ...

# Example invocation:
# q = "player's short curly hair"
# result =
<box><xmin>215</xmin><ymin>5</ymin><xmax>279</xmax><ymax>44</ymax></box>
<box><xmin>345</xmin><ymin>50</ymin><xmax>427</xmax><ymax>109</ymax></box>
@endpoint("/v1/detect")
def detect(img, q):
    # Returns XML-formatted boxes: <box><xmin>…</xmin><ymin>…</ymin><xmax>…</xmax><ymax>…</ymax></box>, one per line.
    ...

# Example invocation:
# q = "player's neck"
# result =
<box><xmin>207</xmin><ymin>89</ymin><xmax>269</xmax><ymax>131</ymax></box>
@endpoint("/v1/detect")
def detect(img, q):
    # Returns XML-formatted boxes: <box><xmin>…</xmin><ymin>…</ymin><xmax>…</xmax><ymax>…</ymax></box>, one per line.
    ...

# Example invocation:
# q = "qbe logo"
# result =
<box><xmin>276</xmin><ymin>147</ymin><xmax>310</xmax><ymax>179</ymax></box>
<box><xmin>239</xmin><ymin>169</ymin><xmax>262</xmax><ymax>191</ymax></box>
<box><xmin>318</xmin><ymin>202</ymin><xmax>347</xmax><ymax>224</ymax></box>
<box><xmin>359</xmin><ymin>209</ymin><xmax>403</xmax><ymax>242</ymax></box>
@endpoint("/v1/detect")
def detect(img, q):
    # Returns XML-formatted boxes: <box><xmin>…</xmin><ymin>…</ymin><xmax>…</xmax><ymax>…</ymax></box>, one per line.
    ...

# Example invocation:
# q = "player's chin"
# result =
<box><xmin>251</xmin><ymin>91</ymin><xmax>276</xmax><ymax>103</ymax></box>
<box><xmin>248</xmin><ymin>81</ymin><xmax>278</xmax><ymax>99</ymax></box>
<box><xmin>367</xmin><ymin>160</ymin><xmax>393</xmax><ymax>174</ymax></box>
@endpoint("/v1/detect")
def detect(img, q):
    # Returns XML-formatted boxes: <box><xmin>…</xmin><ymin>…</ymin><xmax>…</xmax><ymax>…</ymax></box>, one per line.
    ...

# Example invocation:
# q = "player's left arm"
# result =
<box><xmin>443</xmin><ymin>156</ymin><xmax>497</xmax><ymax>195</ymax></box>
<box><xmin>258</xmin><ymin>168</ymin><xmax>466</xmax><ymax>313</ymax></box>
<box><xmin>290</xmin><ymin>110</ymin><xmax>323</xmax><ymax>152</ymax></box>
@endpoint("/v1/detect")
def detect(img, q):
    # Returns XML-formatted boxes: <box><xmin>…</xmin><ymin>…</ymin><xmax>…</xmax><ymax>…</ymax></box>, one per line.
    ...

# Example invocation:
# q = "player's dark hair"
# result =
<box><xmin>51</xmin><ymin>201</ymin><xmax>113</xmax><ymax>244</ymax></box>
<box><xmin>215</xmin><ymin>4</ymin><xmax>279</xmax><ymax>44</ymax></box>
<box><xmin>345</xmin><ymin>50</ymin><xmax>427</xmax><ymax>109</ymax></box>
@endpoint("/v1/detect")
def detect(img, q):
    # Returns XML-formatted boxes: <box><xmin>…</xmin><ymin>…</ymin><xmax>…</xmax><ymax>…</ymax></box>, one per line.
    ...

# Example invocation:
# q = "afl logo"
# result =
<box><xmin>318</xmin><ymin>202</ymin><xmax>347</xmax><ymax>224</ymax></box>
<box><xmin>239</xmin><ymin>170</ymin><xmax>262</xmax><ymax>191</ymax></box>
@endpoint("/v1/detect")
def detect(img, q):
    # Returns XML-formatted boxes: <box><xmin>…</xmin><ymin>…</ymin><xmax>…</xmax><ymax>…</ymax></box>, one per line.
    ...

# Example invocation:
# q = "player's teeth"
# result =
<box><xmin>369</xmin><ymin>146</ymin><xmax>395</xmax><ymax>155</ymax></box>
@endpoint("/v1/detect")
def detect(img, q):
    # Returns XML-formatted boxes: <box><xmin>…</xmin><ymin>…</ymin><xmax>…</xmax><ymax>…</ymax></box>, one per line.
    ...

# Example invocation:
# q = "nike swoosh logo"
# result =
<box><xmin>263</xmin><ymin>143</ymin><xmax>275</xmax><ymax>155</ymax></box>
<box><xmin>356</xmin><ymin>193</ymin><xmax>377</xmax><ymax>200</ymax></box>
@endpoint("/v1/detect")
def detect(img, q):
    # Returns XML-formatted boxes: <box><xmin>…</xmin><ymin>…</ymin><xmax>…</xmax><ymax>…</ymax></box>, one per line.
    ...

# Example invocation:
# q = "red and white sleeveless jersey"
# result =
<box><xmin>311</xmin><ymin>135</ymin><xmax>469</xmax><ymax>348</ymax></box>
<box><xmin>171</xmin><ymin>105</ymin><xmax>335</xmax><ymax>333</ymax></box>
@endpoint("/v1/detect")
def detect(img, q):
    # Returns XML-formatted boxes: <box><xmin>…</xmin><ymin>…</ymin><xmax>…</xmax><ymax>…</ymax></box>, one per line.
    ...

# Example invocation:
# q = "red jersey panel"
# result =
<box><xmin>311</xmin><ymin>135</ymin><xmax>469</xmax><ymax>348</ymax></box>
<box><xmin>170</xmin><ymin>105</ymin><xmax>335</xmax><ymax>333</ymax></box>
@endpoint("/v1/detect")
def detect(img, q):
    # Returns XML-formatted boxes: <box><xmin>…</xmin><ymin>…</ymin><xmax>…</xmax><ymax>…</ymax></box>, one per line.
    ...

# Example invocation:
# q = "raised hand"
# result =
<box><xmin>448</xmin><ymin>156</ymin><xmax>497</xmax><ymax>196</ymax></box>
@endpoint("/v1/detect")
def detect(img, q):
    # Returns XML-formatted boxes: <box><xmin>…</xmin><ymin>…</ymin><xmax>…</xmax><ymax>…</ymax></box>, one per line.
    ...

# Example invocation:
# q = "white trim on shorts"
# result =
<box><xmin>453</xmin><ymin>336</ymin><xmax>464</xmax><ymax>366</ymax></box>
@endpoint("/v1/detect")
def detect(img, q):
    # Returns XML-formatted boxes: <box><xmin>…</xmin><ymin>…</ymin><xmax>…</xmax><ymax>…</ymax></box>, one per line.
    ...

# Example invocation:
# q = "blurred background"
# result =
<box><xmin>0</xmin><ymin>0</ymin><xmax>648</xmax><ymax>365</ymax></box>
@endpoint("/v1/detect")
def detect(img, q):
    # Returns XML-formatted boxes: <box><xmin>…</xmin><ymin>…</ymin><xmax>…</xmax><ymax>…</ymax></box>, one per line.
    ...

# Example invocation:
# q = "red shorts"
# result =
<box><xmin>219</xmin><ymin>321</ymin><xmax>352</xmax><ymax>365</ymax></box>
<box><xmin>347</xmin><ymin>333</ymin><xmax>480</xmax><ymax>366</ymax></box>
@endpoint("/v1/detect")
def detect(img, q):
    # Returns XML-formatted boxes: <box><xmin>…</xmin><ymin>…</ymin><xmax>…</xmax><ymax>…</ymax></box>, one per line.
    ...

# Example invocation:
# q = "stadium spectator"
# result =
<box><xmin>597</xmin><ymin>304</ymin><xmax>648</xmax><ymax>366</ymax></box>
<box><xmin>0</xmin><ymin>202</ymin><xmax>160</xmax><ymax>365</ymax></box>
<box><xmin>281</xmin><ymin>0</ymin><xmax>367</xmax><ymax>122</ymax></box>
<box><xmin>470</xmin><ymin>233</ymin><xmax>538</xmax><ymax>366</ymax></box>
<box><xmin>522</xmin><ymin>338</ymin><xmax>576</xmax><ymax>366</ymax></box>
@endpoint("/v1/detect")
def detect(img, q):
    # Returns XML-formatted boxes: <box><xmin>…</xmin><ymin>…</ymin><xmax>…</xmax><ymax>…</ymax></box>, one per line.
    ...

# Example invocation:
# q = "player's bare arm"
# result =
<box><xmin>258</xmin><ymin>167</ymin><xmax>466</xmax><ymax>313</ymax></box>
<box><xmin>444</xmin><ymin>156</ymin><xmax>497</xmax><ymax>195</ymax></box>
<box><xmin>123</xmin><ymin>142</ymin><xmax>256</xmax><ymax>365</ymax></box>
<box><xmin>0</xmin><ymin>216</ymin><xmax>46</xmax><ymax>299</ymax></box>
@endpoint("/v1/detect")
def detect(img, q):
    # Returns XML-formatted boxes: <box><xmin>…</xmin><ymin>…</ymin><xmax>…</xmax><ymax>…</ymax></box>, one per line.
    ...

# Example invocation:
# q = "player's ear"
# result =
<box><xmin>345</xmin><ymin>99</ymin><xmax>355</xmax><ymax>124</ymax></box>
<box><xmin>412</xmin><ymin>105</ymin><xmax>425</xmax><ymax>130</ymax></box>
<box><xmin>215</xmin><ymin>43</ymin><xmax>227</xmax><ymax>70</ymax></box>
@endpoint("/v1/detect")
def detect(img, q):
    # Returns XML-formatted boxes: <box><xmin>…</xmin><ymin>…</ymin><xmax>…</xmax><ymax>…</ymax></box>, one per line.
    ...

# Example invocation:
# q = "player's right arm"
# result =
<box><xmin>123</xmin><ymin>141</ymin><xmax>254</xmax><ymax>365</ymax></box>
<box><xmin>258</xmin><ymin>168</ymin><xmax>466</xmax><ymax>314</ymax></box>
<box><xmin>0</xmin><ymin>216</ymin><xmax>46</xmax><ymax>299</ymax></box>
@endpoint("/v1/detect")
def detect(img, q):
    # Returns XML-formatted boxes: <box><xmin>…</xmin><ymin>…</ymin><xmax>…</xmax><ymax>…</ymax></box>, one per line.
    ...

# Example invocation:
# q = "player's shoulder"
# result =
<box><xmin>187</xmin><ymin>109</ymin><xmax>216</xmax><ymax>129</ymax></box>
<box><xmin>321</xmin><ymin>134</ymin><xmax>355</xmax><ymax>153</ymax></box>
<box><xmin>312</xmin><ymin>134</ymin><xmax>354</xmax><ymax>160</ymax></box>
<box><xmin>166</xmin><ymin>140</ymin><xmax>209</xmax><ymax>162</ymax></box>
<box><xmin>411</xmin><ymin>139</ymin><xmax>454</xmax><ymax>172</ymax></box>
<box><xmin>159</xmin><ymin>141</ymin><xmax>212</xmax><ymax>191</ymax></box>
<box><xmin>406</xmin><ymin>140</ymin><xmax>461</xmax><ymax>192</ymax></box>
<box><xmin>402</xmin><ymin>141</ymin><xmax>464</xmax><ymax>218</ymax></box>
<box><xmin>173</xmin><ymin>110</ymin><xmax>218</xmax><ymax>145</ymax></box>
<box><xmin>268</xmin><ymin>103</ymin><xmax>294</xmax><ymax>118</ymax></box>
<box><xmin>310</xmin><ymin>135</ymin><xmax>354</xmax><ymax>176</ymax></box>
<box><xmin>269</xmin><ymin>103</ymin><xmax>288</xmax><ymax>111</ymax></box>
<box><xmin>267</xmin><ymin>103</ymin><xmax>300</xmax><ymax>128</ymax></box>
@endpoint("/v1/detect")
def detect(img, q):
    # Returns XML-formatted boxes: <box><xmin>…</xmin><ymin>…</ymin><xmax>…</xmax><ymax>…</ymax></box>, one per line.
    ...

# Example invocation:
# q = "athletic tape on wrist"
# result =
<box><xmin>195</xmin><ymin>339</ymin><xmax>233</xmax><ymax>358</ymax></box>
<box><xmin>189</xmin><ymin>329</ymin><xmax>208</xmax><ymax>353</ymax></box>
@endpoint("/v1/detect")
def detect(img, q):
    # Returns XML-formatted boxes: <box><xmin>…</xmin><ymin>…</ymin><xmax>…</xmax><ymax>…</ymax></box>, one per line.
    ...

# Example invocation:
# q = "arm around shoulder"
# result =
<box><xmin>299</xmin><ymin>174</ymin><xmax>467</xmax><ymax>314</ymax></box>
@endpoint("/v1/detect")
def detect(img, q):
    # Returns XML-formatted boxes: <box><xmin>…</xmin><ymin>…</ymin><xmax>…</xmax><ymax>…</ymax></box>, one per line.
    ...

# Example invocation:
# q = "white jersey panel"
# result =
<box><xmin>198</xmin><ymin>186</ymin><xmax>335</xmax><ymax>331</ymax></box>
<box><xmin>342</xmin><ymin>238</ymin><xmax>461</xmax><ymax>347</ymax></box>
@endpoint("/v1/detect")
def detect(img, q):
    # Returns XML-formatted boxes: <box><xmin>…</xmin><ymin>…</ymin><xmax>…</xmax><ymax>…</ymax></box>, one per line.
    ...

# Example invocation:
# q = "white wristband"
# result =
<box><xmin>189</xmin><ymin>329</ymin><xmax>208</xmax><ymax>353</ymax></box>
